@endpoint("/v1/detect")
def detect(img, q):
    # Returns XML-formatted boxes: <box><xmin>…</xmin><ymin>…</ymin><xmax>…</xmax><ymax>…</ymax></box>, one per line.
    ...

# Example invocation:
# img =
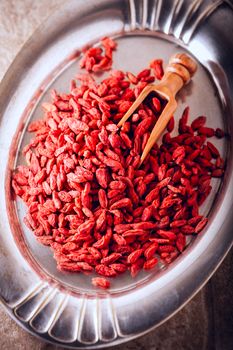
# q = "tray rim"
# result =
<box><xmin>0</xmin><ymin>0</ymin><xmax>233</xmax><ymax>348</ymax></box>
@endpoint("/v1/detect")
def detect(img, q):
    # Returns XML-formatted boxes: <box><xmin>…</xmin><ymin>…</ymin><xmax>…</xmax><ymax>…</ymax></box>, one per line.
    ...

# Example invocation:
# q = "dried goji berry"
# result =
<box><xmin>12</xmin><ymin>37</ymin><xmax>225</xmax><ymax>289</ymax></box>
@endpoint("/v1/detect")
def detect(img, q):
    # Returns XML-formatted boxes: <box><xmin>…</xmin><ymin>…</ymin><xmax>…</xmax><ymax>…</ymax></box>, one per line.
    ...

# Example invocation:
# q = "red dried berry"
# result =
<box><xmin>191</xmin><ymin>116</ymin><xmax>206</xmax><ymax>130</ymax></box>
<box><xmin>92</xmin><ymin>277</ymin><xmax>110</xmax><ymax>289</ymax></box>
<box><xmin>143</xmin><ymin>257</ymin><xmax>158</xmax><ymax>270</ymax></box>
<box><xmin>11</xmin><ymin>38</ymin><xmax>224</xmax><ymax>289</ymax></box>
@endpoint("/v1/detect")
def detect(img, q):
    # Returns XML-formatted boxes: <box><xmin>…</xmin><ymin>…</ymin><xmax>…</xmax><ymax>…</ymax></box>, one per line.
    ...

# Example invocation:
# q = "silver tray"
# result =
<box><xmin>0</xmin><ymin>0</ymin><xmax>233</xmax><ymax>348</ymax></box>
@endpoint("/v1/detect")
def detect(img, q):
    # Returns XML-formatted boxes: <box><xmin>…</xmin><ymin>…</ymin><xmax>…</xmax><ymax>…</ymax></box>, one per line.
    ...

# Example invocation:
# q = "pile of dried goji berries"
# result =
<box><xmin>12</xmin><ymin>37</ymin><xmax>225</xmax><ymax>289</ymax></box>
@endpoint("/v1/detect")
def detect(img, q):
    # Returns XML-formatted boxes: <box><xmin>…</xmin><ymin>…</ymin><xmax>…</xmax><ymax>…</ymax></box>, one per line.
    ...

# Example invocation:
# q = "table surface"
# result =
<box><xmin>0</xmin><ymin>1</ymin><xmax>232</xmax><ymax>349</ymax></box>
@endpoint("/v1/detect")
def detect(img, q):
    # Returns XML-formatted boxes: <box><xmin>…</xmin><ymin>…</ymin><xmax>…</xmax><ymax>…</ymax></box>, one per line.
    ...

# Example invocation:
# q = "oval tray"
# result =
<box><xmin>0</xmin><ymin>0</ymin><xmax>233</xmax><ymax>348</ymax></box>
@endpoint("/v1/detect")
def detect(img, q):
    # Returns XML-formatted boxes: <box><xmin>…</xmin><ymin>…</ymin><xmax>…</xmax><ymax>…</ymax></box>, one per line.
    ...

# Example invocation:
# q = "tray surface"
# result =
<box><xmin>0</xmin><ymin>0</ymin><xmax>233</xmax><ymax>348</ymax></box>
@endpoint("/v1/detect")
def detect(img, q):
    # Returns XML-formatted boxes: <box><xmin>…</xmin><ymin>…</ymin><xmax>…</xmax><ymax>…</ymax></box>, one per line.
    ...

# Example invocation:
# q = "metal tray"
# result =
<box><xmin>0</xmin><ymin>0</ymin><xmax>233</xmax><ymax>348</ymax></box>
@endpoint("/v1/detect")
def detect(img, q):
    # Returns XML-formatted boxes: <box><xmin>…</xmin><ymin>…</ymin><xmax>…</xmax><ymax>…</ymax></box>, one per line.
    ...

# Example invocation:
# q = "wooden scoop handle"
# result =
<box><xmin>159</xmin><ymin>53</ymin><xmax>197</xmax><ymax>96</ymax></box>
<box><xmin>140</xmin><ymin>53</ymin><xmax>197</xmax><ymax>165</ymax></box>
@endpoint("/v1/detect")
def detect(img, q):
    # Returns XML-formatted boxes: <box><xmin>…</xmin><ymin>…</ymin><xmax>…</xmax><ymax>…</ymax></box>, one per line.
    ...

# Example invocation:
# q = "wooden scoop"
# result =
<box><xmin>118</xmin><ymin>53</ymin><xmax>197</xmax><ymax>165</ymax></box>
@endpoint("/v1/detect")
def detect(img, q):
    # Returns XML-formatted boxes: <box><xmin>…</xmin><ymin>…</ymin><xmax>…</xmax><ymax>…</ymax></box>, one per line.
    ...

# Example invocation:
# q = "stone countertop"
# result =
<box><xmin>0</xmin><ymin>1</ymin><xmax>232</xmax><ymax>349</ymax></box>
